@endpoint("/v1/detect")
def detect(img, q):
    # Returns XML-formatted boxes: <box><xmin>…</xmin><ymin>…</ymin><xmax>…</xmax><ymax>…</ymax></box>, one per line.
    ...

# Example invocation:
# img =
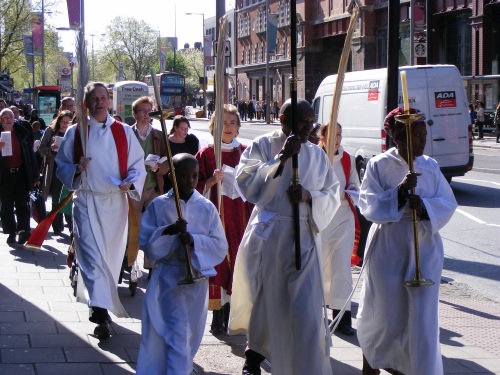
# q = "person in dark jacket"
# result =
<box><xmin>0</xmin><ymin>108</ymin><xmax>41</xmax><ymax>244</ymax></box>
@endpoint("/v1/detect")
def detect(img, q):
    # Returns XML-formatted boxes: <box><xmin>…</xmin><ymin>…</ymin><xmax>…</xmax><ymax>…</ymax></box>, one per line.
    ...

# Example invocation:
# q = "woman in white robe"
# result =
<box><xmin>319</xmin><ymin>124</ymin><xmax>360</xmax><ymax>336</ymax></box>
<box><xmin>356</xmin><ymin>108</ymin><xmax>457</xmax><ymax>375</ymax></box>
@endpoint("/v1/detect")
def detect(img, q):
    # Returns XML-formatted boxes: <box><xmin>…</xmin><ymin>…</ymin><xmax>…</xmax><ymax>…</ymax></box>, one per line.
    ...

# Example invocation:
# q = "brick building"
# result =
<box><xmin>233</xmin><ymin>0</ymin><xmax>500</xmax><ymax>111</ymax></box>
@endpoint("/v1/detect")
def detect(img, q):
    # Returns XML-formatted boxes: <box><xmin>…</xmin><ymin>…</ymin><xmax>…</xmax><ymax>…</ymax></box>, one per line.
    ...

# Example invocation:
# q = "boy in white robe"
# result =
<box><xmin>56</xmin><ymin>82</ymin><xmax>146</xmax><ymax>340</ymax></box>
<box><xmin>136</xmin><ymin>153</ymin><xmax>228</xmax><ymax>375</ymax></box>
<box><xmin>357</xmin><ymin>107</ymin><xmax>457</xmax><ymax>375</ymax></box>
<box><xmin>228</xmin><ymin>99</ymin><xmax>340</xmax><ymax>375</ymax></box>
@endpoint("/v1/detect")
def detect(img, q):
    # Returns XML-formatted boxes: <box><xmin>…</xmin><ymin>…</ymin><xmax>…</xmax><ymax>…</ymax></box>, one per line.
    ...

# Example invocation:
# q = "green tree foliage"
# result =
<box><xmin>0</xmin><ymin>0</ymin><xmax>33</xmax><ymax>74</ymax></box>
<box><xmin>1</xmin><ymin>0</ymin><xmax>68</xmax><ymax>92</ymax></box>
<box><xmin>100</xmin><ymin>17</ymin><xmax>158</xmax><ymax>82</ymax></box>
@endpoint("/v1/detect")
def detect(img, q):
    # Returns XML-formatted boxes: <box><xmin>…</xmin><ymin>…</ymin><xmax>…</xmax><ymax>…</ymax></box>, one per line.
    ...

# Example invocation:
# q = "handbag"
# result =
<box><xmin>30</xmin><ymin>188</ymin><xmax>47</xmax><ymax>223</ymax></box>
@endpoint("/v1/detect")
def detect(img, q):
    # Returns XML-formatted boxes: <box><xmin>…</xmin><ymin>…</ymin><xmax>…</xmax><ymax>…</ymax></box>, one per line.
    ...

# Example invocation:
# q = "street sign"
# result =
<box><xmin>60</xmin><ymin>67</ymin><xmax>71</xmax><ymax>76</ymax></box>
<box><xmin>23</xmin><ymin>88</ymin><xmax>34</xmax><ymax>94</ymax></box>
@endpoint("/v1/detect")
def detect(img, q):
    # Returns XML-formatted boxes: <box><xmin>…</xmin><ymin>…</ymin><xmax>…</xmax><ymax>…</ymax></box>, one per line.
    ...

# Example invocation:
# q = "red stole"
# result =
<box><xmin>340</xmin><ymin>152</ymin><xmax>362</xmax><ymax>266</ymax></box>
<box><xmin>74</xmin><ymin>121</ymin><xmax>127</xmax><ymax>179</ymax></box>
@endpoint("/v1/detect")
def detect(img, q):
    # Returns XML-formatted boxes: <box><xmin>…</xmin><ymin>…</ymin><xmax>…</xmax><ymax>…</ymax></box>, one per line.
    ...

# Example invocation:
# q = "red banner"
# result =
<box><xmin>31</xmin><ymin>12</ymin><xmax>43</xmax><ymax>56</ymax></box>
<box><xmin>66</xmin><ymin>0</ymin><xmax>81</xmax><ymax>29</ymax></box>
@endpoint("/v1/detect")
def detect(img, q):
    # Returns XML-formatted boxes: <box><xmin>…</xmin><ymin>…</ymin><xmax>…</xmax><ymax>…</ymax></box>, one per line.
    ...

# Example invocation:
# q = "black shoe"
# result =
<box><xmin>242</xmin><ymin>349</ymin><xmax>264</xmax><ymax>375</ymax></box>
<box><xmin>17</xmin><ymin>231</ymin><xmax>31</xmax><ymax>244</ymax></box>
<box><xmin>210</xmin><ymin>309</ymin><xmax>225</xmax><ymax>335</ymax></box>
<box><xmin>333</xmin><ymin>309</ymin><xmax>355</xmax><ymax>336</ymax></box>
<box><xmin>337</xmin><ymin>324</ymin><xmax>355</xmax><ymax>336</ymax></box>
<box><xmin>6</xmin><ymin>233</ymin><xmax>16</xmax><ymax>244</ymax></box>
<box><xmin>242</xmin><ymin>363</ymin><xmax>262</xmax><ymax>375</ymax></box>
<box><xmin>94</xmin><ymin>322</ymin><xmax>110</xmax><ymax>340</ymax></box>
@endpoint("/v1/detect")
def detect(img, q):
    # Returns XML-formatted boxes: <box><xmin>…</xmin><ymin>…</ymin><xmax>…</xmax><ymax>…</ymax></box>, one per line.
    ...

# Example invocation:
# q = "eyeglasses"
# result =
<box><xmin>1</xmin><ymin>116</ymin><xmax>14</xmax><ymax>120</ymax></box>
<box><xmin>135</xmin><ymin>109</ymin><xmax>151</xmax><ymax>114</ymax></box>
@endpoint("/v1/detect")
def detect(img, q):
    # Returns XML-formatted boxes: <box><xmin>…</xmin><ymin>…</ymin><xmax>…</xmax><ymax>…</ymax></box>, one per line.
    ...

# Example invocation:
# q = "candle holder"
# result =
<box><xmin>395</xmin><ymin>111</ymin><xmax>434</xmax><ymax>288</ymax></box>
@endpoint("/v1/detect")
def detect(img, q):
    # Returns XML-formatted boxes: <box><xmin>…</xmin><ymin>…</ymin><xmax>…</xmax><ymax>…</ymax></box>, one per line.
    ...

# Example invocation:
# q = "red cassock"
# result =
<box><xmin>195</xmin><ymin>145</ymin><xmax>253</xmax><ymax>310</ymax></box>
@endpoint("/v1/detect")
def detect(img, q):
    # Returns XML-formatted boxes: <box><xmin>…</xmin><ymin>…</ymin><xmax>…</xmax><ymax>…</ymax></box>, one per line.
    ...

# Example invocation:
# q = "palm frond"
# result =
<box><xmin>75</xmin><ymin>30</ymin><xmax>90</xmax><ymax>156</ymax></box>
<box><xmin>214</xmin><ymin>15</ymin><xmax>228</xmax><ymax>213</ymax></box>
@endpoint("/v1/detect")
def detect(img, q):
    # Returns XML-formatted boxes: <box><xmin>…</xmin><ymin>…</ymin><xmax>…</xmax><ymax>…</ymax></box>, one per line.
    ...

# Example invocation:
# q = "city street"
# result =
<box><xmin>0</xmin><ymin>117</ymin><xmax>499</xmax><ymax>374</ymax></box>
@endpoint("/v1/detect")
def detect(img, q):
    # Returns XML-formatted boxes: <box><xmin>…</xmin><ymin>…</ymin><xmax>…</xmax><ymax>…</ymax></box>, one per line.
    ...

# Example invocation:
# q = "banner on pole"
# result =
<box><xmin>31</xmin><ymin>12</ymin><xmax>43</xmax><ymax>56</ymax></box>
<box><xmin>204</xmin><ymin>35</ymin><xmax>212</xmax><ymax>66</ymax></box>
<box><xmin>267</xmin><ymin>13</ymin><xmax>279</xmax><ymax>54</ymax></box>
<box><xmin>66</xmin><ymin>0</ymin><xmax>81</xmax><ymax>29</ymax></box>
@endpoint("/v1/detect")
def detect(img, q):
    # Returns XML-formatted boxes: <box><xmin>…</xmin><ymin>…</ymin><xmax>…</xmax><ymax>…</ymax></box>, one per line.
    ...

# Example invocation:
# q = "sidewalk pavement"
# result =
<box><xmin>1</xmin><ymin>221</ymin><xmax>500</xmax><ymax>374</ymax></box>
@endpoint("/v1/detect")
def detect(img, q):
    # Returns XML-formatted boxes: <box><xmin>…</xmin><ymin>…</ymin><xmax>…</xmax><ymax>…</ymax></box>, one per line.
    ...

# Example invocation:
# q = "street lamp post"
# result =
<box><xmin>185</xmin><ymin>12</ymin><xmax>206</xmax><ymax>118</ymax></box>
<box><xmin>41</xmin><ymin>0</ymin><xmax>45</xmax><ymax>85</ymax></box>
<box><xmin>89</xmin><ymin>33</ymin><xmax>103</xmax><ymax>81</ymax></box>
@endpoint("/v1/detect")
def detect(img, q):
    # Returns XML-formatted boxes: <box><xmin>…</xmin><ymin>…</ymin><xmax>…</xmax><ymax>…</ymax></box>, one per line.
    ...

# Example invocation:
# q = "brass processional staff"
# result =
<box><xmin>149</xmin><ymin>68</ymin><xmax>206</xmax><ymax>285</ymax></box>
<box><xmin>396</xmin><ymin>71</ymin><xmax>433</xmax><ymax>288</ymax></box>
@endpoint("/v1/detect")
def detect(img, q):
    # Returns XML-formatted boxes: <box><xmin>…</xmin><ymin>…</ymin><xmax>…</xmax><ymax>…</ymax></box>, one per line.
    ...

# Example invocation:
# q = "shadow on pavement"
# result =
<box><xmin>452</xmin><ymin>181</ymin><xmax>500</xmax><ymax>209</ymax></box>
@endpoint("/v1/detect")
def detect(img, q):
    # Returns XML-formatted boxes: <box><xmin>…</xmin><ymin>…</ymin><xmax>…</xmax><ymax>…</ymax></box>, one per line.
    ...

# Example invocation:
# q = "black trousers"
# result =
<box><xmin>49</xmin><ymin>167</ymin><xmax>72</xmax><ymax>232</ymax></box>
<box><xmin>0</xmin><ymin>170</ymin><xmax>31</xmax><ymax>234</ymax></box>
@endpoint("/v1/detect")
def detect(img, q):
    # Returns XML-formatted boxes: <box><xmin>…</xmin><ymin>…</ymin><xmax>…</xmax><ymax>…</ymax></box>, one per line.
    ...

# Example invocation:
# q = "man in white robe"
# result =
<box><xmin>56</xmin><ymin>82</ymin><xmax>146</xmax><ymax>339</ymax></box>
<box><xmin>136</xmin><ymin>153</ymin><xmax>228</xmax><ymax>375</ymax></box>
<box><xmin>228</xmin><ymin>99</ymin><xmax>340</xmax><ymax>375</ymax></box>
<box><xmin>356</xmin><ymin>108</ymin><xmax>457</xmax><ymax>375</ymax></box>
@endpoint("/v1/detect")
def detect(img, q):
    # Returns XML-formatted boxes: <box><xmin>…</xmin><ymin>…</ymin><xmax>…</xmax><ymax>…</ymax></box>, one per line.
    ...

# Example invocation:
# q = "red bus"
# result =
<box><xmin>143</xmin><ymin>71</ymin><xmax>186</xmax><ymax>117</ymax></box>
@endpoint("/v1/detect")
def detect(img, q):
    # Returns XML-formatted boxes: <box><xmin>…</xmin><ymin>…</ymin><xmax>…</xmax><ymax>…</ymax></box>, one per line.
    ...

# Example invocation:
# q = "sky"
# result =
<box><xmin>49</xmin><ymin>0</ymin><xmax>235</xmax><ymax>55</ymax></box>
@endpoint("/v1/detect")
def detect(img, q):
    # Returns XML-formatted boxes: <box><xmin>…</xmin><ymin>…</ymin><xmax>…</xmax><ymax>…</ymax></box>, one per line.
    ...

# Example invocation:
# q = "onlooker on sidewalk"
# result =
<box><xmin>357</xmin><ymin>107</ymin><xmax>458</xmax><ymax>375</ymax></box>
<box><xmin>136</xmin><ymin>153</ymin><xmax>227</xmax><ymax>375</ymax></box>
<box><xmin>494</xmin><ymin>101</ymin><xmax>500</xmax><ymax>143</ymax></box>
<box><xmin>0</xmin><ymin>108</ymin><xmax>40</xmax><ymax>245</ymax></box>
<box><xmin>130</xmin><ymin>96</ymin><xmax>168</xmax><ymax>278</ymax></box>
<box><xmin>55</xmin><ymin>82</ymin><xmax>146</xmax><ymax>340</ymax></box>
<box><xmin>39</xmin><ymin>111</ymin><xmax>73</xmax><ymax>235</ymax></box>
<box><xmin>475</xmin><ymin>101</ymin><xmax>485</xmax><ymax>139</ymax></box>
<box><xmin>469</xmin><ymin>103</ymin><xmax>476</xmax><ymax>139</ymax></box>
<box><xmin>228</xmin><ymin>99</ymin><xmax>340</xmax><ymax>375</ymax></box>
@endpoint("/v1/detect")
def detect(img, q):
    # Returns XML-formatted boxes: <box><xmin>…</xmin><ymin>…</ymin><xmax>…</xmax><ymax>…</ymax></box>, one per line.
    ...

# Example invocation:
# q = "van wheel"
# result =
<box><xmin>357</xmin><ymin>159</ymin><xmax>366</xmax><ymax>183</ymax></box>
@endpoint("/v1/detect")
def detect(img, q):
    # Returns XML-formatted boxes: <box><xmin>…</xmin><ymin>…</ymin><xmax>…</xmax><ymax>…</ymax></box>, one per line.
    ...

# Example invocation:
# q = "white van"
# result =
<box><xmin>112</xmin><ymin>81</ymin><xmax>149</xmax><ymax>125</ymax></box>
<box><xmin>313</xmin><ymin>65</ymin><xmax>474</xmax><ymax>182</ymax></box>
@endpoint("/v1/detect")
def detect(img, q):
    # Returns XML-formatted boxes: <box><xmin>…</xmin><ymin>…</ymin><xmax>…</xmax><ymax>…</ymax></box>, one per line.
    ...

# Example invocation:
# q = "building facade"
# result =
<box><xmin>233</xmin><ymin>0</ymin><xmax>500</xmax><ymax>112</ymax></box>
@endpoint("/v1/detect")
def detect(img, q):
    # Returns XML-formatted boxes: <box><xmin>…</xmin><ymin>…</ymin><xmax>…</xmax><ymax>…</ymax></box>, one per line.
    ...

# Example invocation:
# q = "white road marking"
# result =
<box><xmin>455</xmin><ymin>178</ymin><xmax>500</xmax><ymax>186</ymax></box>
<box><xmin>456</xmin><ymin>209</ymin><xmax>486</xmax><ymax>224</ymax></box>
<box><xmin>472</xmin><ymin>167</ymin><xmax>500</xmax><ymax>172</ymax></box>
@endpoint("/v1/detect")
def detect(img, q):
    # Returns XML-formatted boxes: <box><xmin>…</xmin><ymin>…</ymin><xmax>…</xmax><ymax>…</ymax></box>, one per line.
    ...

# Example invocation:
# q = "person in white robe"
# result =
<box><xmin>318</xmin><ymin>123</ymin><xmax>360</xmax><ymax>336</ymax></box>
<box><xmin>356</xmin><ymin>107</ymin><xmax>457</xmax><ymax>375</ymax></box>
<box><xmin>136</xmin><ymin>154</ymin><xmax>228</xmax><ymax>375</ymax></box>
<box><xmin>56</xmin><ymin>82</ymin><xmax>146</xmax><ymax>340</ymax></box>
<box><xmin>228</xmin><ymin>99</ymin><xmax>341</xmax><ymax>375</ymax></box>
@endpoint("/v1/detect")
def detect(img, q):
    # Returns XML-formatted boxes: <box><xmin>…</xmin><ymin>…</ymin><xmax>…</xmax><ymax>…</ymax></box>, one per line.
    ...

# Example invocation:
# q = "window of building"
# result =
<box><xmin>255</xmin><ymin>44</ymin><xmax>259</xmax><ymax>62</ymax></box>
<box><xmin>376</xmin><ymin>29</ymin><xmax>387</xmax><ymax>68</ymax></box>
<box><xmin>439</xmin><ymin>11</ymin><xmax>472</xmax><ymax>76</ymax></box>
<box><xmin>242</xmin><ymin>47</ymin><xmax>246</xmax><ymax>64</ymax></box>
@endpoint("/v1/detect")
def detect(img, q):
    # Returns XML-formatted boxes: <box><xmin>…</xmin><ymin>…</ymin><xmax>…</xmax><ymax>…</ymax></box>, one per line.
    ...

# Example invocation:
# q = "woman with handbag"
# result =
<box><xmin>39</xmin><ymin>110</ymin><xmax>73</xmax><ymax>235</ymax></box>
